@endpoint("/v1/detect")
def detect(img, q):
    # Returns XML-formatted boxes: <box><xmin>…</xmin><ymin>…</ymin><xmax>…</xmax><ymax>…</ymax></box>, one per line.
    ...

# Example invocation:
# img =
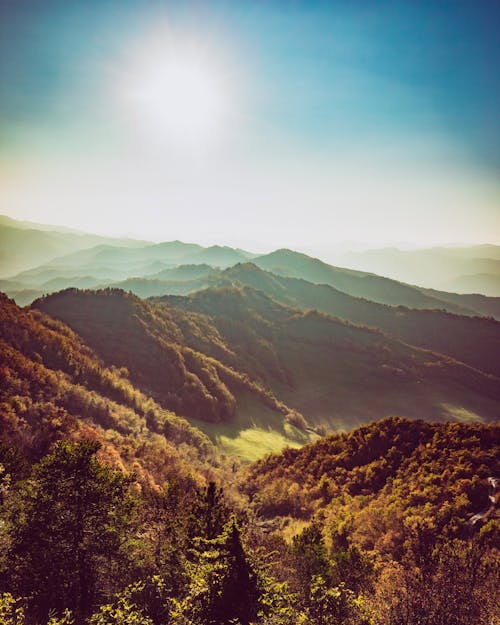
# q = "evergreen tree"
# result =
<box><xmin>184</xmin><ymin>517</ymin><xmax>261</xmax><ymax>625</ymax></box>
<box><xmin>211</xmin><ymin>519</ymin><xmax>260</xmax><ymax>625</ymax></box>
<box><xmin>189</xmin><ymin>481</ymin><xmax>230</xmax><ymax>541</ymax></box>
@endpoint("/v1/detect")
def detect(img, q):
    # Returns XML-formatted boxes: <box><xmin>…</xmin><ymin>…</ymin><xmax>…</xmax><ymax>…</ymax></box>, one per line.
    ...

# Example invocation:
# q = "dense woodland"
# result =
<box><xmin>0</xmin><ymin>421</ymin><xmax>498</xmax><ymax>625</ymax></box>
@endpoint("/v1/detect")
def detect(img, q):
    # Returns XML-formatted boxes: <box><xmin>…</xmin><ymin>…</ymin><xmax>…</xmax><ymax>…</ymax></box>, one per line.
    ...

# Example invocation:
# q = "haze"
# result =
<box><xmin>1</xmin><ymin>0</ymin><xmax>499</xmax><ymax>255</ymax></box>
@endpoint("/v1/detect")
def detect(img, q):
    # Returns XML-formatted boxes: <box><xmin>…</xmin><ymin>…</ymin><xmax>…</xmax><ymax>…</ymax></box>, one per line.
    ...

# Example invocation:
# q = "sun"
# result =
<box><xmin>120</xmin><ymin>37</ymin><xmax>230</xmax><ymax>147</ymax></box>
<box><xmin>138</xmin><ymin>58</ymin><xmax>225</xmax><ymax>141</ymax></box>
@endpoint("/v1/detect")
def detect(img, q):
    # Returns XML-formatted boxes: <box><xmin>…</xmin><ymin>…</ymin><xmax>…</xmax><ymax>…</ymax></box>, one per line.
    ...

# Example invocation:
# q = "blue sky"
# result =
<box><xmin>1</xmin><ymin>0</ymin><xmax>499</xmax><ymax>252</ymax></box>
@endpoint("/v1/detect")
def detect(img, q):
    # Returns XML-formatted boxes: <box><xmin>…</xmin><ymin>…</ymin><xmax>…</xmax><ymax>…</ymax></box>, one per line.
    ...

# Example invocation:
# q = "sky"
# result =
<box><xmin>0</xmin><ymin>0</ymin><xmax>499</xmax><ymax>255</ymax></box>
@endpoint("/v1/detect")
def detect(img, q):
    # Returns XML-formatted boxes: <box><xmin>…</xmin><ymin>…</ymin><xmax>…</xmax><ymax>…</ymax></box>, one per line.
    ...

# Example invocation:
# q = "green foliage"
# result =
<box><xmin>308</xmin><ymin>576</ymin><xmax>360</xmax><ymax>625</ymax></box>
<box><xmin>1</xmin><ymin>288</ymin><xmax>499</xmax><ymax>625</ymax></box>
<box><xmin>46</xmin><ymin>609</ymin><xmax>74</xmax><ymax>625</ymax></box>
<box><xmin>327</xmin><ymin>523</ymin><xmax>375</xmax><ymax>593</ymax></box>
<box><xmin>159</xmin><ymin>285</ymin><xmax>500</xmax><ymax>427</ymax></box>
<box><xmin>291</xmin><ymin>522</ymin><xmax>331</xmax><ymax>600</ymax></box>
<box><xmin>244</xmin><ymin>418</ymin><xmax>499</xmax><ymax>540</ymax></box>
<box><xmin>0</xmin><ymin>593</ymin><xmax>24</xmax><ymax>625</ymax></box>
<box><xmin>182</xmin><ymin>518</ymin><xmax>262</xmax><ymax>625</ymax></box>
<box><xmin>34</xmin><ymin>288</ymin><xmax>281</xmax><ymax>424</ymax></box>
<box><xmin>7</xmin><ymin>441</ymin><xmax>135</xmax><ymax>623</ymax></box>
<box><xmin>371</xmin><ymin>533</ymin><xmax>498</xmax><ymax>625</ymax></box>
<box><xmin>0</xmin><ymin>418</ymin><xmax>498</xmax><ymax>625</ymax></box>
<box><xmin>188</xmin><ymin>482</ymin><xmax>231</xmax><ymax>541</ymax></box>
<box><xmin>224</xmin><ymin>262</ymin><xmax>500</xmax><ymax>378</ymax></box>
<box><xmin>0</xmin><ymin>291</ymin><xmax>218</xmax><ymax>490</ymax></box>
<box><xmin>89</xmin><ymin>590</ymin><xmax>153</xmax><ymax>625</ymax></box>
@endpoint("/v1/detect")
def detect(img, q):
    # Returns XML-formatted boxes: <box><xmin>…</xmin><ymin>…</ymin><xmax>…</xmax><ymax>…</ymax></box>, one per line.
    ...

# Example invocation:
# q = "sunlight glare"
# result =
<box><xmin>121</xmin><ymin>36</ymin><xmax>230</xmax><ymax>147</ymax></box>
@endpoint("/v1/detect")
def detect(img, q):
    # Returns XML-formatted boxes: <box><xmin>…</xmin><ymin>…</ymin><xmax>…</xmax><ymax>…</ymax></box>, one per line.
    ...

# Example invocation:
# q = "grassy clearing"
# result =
<box><xmin>189</xmin><ymin>392</ymin><xmax>315</xmax><ymax>462</ymax></box>
<box><xmin>439</xmin><ymin>403</ymin><xmax>484</xmax><ymax>423</ymax></box>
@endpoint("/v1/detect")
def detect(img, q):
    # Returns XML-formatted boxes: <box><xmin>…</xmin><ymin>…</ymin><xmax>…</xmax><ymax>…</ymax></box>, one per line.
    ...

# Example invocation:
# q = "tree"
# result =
<box><xmin>329</xmin><ymin>523</ymin><xmax>374</xmax><ymax>594</ymax></box>
<box><xmin>89</xmin><ymin>582</ymin><xmax>154</xmax><ymax>625</ymax></box>
<box><xmin>291</xmin><ymin>522</ymin><xmax>331</xmax><ymax>601</ymax></box>
<box><xmin>188</xmin><ymin>481</ymin><xmax>230</xmax><ymax>541</ymax></box>
<box><xmin>371</xmin><ymin>528</ymin><xmax>499</xmax><ymax>625</ymax></box>
<box><xmin>183</xmin><ymin>518</ymin><xmax>261</xmax><ymax>625</ymax></box>
<box><xmin>8</xmin><ymin>440</ymin><xmax>135</xmax><ymax>623</ymax></box>
<box><xmin>309</xmin><ymin>576</ymin><xmax>360</xmax><ymax>625</ymax></box>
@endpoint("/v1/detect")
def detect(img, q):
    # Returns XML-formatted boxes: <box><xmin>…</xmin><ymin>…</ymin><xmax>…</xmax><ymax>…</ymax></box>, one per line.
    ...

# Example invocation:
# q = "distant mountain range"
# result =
<box><xmin>0</xmin><ymin>214</ymin><xmax>149</xmax><ymax>278</ymax></box>
<box><xmin>2</xmin><ymin>214</ymin><xmax>500</xmax><ymax>459</ymax></box>
<box><xmin>336</xmin><ymin>245</ymin><xmax>500</xmax><ymax>296</ymax></box>
<box><xmin>2</xmin><ymin>215</ymin><xmax>500</xmax><ymax>318</ymax></box>
<box><xmin>218</xmin><ymin>263</ymin><xmax>500</xmax><ymax>376</ymax></box>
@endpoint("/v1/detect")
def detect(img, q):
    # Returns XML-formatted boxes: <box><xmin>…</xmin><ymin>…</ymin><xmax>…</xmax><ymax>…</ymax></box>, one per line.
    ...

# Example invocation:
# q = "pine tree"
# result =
<box><xmin>184</xmin><ymin>517</ymin><xmax>261</xmax><ymax>625</ymax></box>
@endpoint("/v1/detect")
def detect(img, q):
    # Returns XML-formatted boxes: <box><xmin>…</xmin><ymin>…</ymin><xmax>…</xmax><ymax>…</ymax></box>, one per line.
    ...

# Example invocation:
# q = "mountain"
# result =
<box><xmin>43</xmin><ymin>241</ymin><xmax>204</xmax><ymax>270</ymax></box>
<box><xmin>418</xmin><ymin>287</ymin><xmax>500</xmax><ymax>320</ymax></box>
<box><xmin>3</xmin><ymin>214</ymin><xmax>498</xmax><ymax>317</ymax></box>
<box><xmin>252</xmin><ymin>249</ymin><xmax>472</xmax><ymax>310</ymax></box>
<box><xmin>151</xmin><ymin>264</ymin><xmax>215</xmax><ymax>280</ymax></box>
<box><xmin>252</xmin><ymin>248</ymin><xmax>500</xmax><ymax>318</ymax></box>
<box><xmin>445</xmin><ymin>273</ymin><xmax>500</xmax><ymax>297</ymax></box>
<box><xmin>0</xmin><ymin>215</ymin><xmax>150</xmax><ymax>278</ymax></box>
<box><xmin>1</xmin><ymin>235</ymin><xmax>254</xmax><ymax>302</ymax></box>
<box><xmin>0</xmin><ymin>243</ymin><xmax>210</xmax><ymax>302</ymax></box>
<box><xmin>157</xmin><ymin>286</ymin><xmax>500</xmax><ymax>428</ymax></box>
<box><xmin>337</xmin><ymin>245</ymin><xmax>500</xmax><ymax>295</ymax></box>
<box><xmin>103</xmin><ymin>276</ymin><xmax>213</xmax><ymax>299</ymax></box>
<box><xmin>107</xmin><ymin>264</ymin><xmax>219</xmax><ymax>298</ymax></box>
<box><xmin>221</xmin><ymin>263</ymin><xmax>500</xmax><ymax>376</ymax></box>
<box><xmin>29</xmin><ymin>241</ymin><xmax>254</xmax><ymax>273</ymax></box>
<box><xmin>188</xmin><ymin>245</ymin><xmax>256</xmax><ymax>267</ymax></box>
<box><xmin>0</xmin><ymin>214</ymin><xmax>84</xmax><ymax>233</ymax></box>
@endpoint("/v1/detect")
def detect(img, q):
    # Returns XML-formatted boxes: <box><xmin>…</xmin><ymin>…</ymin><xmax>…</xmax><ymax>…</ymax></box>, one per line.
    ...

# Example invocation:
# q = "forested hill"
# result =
<box><xmin>252</xmin><ymin>248</ymin><xmax>472</xmax><ymax>310</ymax></box>
<box><xmin>159</xmin><ymin>286</ymin><xmax>500</xmax><ymax>425</ymax></box>
<box><xmin>32</xmin><ymin>287</ymin><xmax>500</xmax><ymax>434</ymax></box>
<box><xmin>31</xmin><ymin>288</ymin><xmax>309</xmax><ymax>447</ymax></box>
<box><xmin>243</xmin><ymin>416</ymin><xmax>500</xmax><ymax>528</ymax></box>
<box><xmin>0</xmin><ymin>291</ymin><xmax>216</xmax><ymax>483</ymax></box>
<box><xmin>222</xmin><ymin>262</ymin><xmax>500</xmax><ymax>376</ymax></box>
<box><xmin>237</xmin><ymin>417</ymin><xmax>499</xmax><ymax>624</ymax></box>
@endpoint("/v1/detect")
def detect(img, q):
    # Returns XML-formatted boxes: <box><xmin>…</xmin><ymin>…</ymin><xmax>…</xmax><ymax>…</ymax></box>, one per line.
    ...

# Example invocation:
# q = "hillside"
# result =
<box><xmin>157</xmin><ymin>286</ymin><xmax>500</xmax><ymax>428</ymax></box>
<box><xmin>252</xmin><ymin>249</ymin><xmax>500</xmax><ymax>318</ymax></box>
<box><xmin>33</xmin><ymin>288</ymin><xmax>312</xmax><ymax>459</ymax></box>
<box><xmin>446</xmin><ymin>272</ymin><xmax>500</xmax><ymax>297</ymax></box>
<box><xmin>3</xmin><ymin>219</ymin><xmax>499</xmax><ymax>321</ymax></box>
<box><xmin>151</xmin><ymin>264</ymin><xmax>215</xmax><ymax>280</ymax></box>
<box><xmin>106</xmin><ymin>276</ymin><xmax>213</xmax><ymax>298</ymax></box>
<box><xmin>2</xmin><ymin>286</ymin><xmax>499</xmax><ymax>624</ymax></box>
<box><xmin>252</xmin><ymin>249</ymin><xmax>470</xmax><ymax>310</ymax></box>
<box><xmin>222</xmin><ymin>263</ymin><xmax>500</xmax><ymax>376</ymax></box>
<box><xmin>242</xmin><ymin>416</ymin><xmax>499</xmax><ymax>523</ymax></box>
<box><xmin>0</xmin><ymin>292</ymin><xmax>217</xmax><ymax>484</ymax></box>
<box><xmin>188</xmin><ymin>245</ymin><xmax>256</xmax><ymax>267</ymax></box>
<box><xmin>240</xmin><ymin>416</ymin><xmax>500</xmax><ymax>605</ymax></box>
<box><xmin>419</xmin><ymin>287</ymin><xmax>500</xmax><ymax>320</ymax></box>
